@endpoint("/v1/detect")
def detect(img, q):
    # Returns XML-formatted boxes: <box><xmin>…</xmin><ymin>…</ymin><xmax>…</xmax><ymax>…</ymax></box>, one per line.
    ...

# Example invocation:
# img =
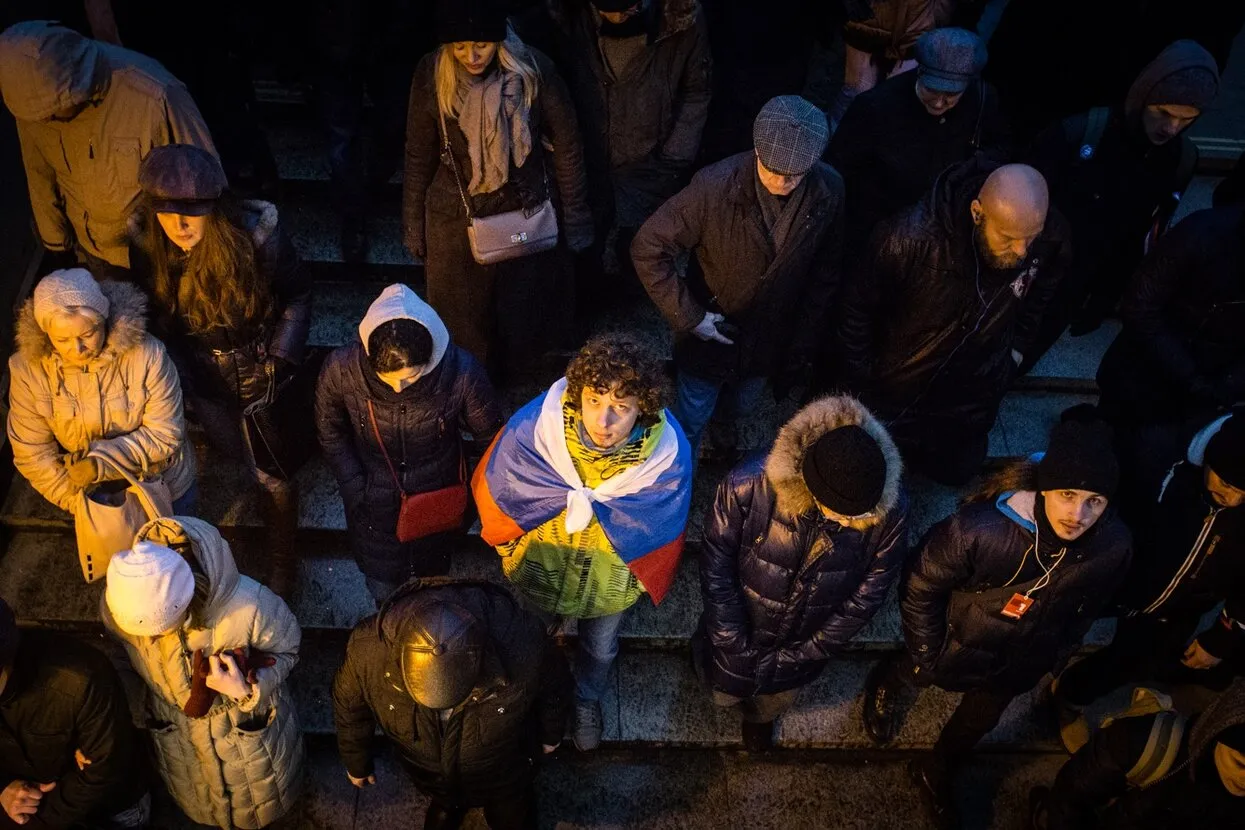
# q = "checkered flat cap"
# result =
<box><xmin>753</xmin><ymin>95</ymin><xmax>829</xmax><ymax>176</ymax></box>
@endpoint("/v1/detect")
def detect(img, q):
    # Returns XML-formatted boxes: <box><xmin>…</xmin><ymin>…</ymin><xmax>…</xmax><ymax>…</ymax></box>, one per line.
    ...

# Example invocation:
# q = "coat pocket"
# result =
<box><xmin>222</xmin><ymin>702</ymin><xmax>306</xmax><ymax>829</ymax></box>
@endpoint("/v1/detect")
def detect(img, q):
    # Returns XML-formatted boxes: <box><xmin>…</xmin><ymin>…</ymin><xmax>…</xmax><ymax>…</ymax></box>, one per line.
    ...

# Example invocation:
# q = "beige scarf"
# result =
<box><xmin>454</xmin><ymin>65</ymin><xmax>533</xmax><ymax>196</ymax></box>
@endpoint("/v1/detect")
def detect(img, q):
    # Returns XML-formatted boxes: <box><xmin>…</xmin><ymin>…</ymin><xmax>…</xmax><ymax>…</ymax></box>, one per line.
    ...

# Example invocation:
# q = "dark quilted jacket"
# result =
<box><xmin>315</xmin><ymin>342</ymin><xmax>502</xmax><ymax>583</ymax></box>
<box><xmin>332</xmin><ymin>579</ymin><xmax>571</xmax><ymax>805</ymax></box>
<box><xmin>699</xmin><ymin>396</ymin><xmax>910</xmax><ymax>697</ymax></box>
<box><xmin>900</xmin><ymin>471</ymin><xmax>1132</xmax><ymax>692</ymax></box>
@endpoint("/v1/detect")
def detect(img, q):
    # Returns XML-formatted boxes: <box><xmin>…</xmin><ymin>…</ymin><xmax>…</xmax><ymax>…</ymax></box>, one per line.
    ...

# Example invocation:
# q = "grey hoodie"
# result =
<box><xmin>0</xmin><ymin>21</ymin><xmax>215</xmax><ymax>267</ymax></box>
<box><xmin>1124</xmin><ymin>39</ymin><xmax>1220</xmax><ymax>122</ymax></box>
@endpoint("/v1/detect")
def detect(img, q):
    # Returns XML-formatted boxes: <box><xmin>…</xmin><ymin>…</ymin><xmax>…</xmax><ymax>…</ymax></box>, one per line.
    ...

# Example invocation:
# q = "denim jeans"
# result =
<box><xmin>171</xmin><ymin>481</ymin><xmax>200</xmax><ymax>516</ymax></box>
<box><xmin>672</xmin><ymin>372</ymin><xmax>766</xmax><ymax>457</ymax></box>
<box><xmin>575</xmin><ymin>611</ymin><xmax>628</xmax><ymax>702</ymax></box>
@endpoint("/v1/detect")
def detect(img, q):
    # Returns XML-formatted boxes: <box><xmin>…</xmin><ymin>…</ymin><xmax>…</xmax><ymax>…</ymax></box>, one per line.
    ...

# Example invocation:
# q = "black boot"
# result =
<box><xmin>257</xmin><ymin>480</ymin><xmax>299</xmax><ymax>601</ymax></box>
<box><xmin>423</xmin><ymin>801</ymin><xmax>468</xmax><ymax>830</ymax></box>
<box><xmin>741</xmin><ymin>719</ymin><xmax>775</xmax><ymax>752</ymax></box>
<box><xmin>908</xmin><ymin>758</ymin><xmax>959</xmax><ymax>830</ymax></box>
<box><xmin>863</xmin><ymin>657</ymin><xmax>902</xmax><ymax>745</ymax></box>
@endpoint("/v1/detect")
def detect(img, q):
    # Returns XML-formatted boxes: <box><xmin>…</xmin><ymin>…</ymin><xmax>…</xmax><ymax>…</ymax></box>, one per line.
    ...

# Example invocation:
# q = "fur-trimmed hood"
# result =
<box><xmin>14</xmin><ymin>279</ymin><xmax>148</xmax><ymax>365</ymax></box>
<box><xmin>548</xmin><ymin>0</ymin><xmax>699</xmax><ymax>42</ymax></box>
<box><xmin>765</xmin><ymin>395</ymin><xmax>902</xmax><ymax>531</ymax></box>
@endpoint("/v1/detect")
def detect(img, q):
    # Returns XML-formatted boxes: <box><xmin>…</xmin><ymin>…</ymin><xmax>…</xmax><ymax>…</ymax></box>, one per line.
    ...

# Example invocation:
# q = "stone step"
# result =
<box><xmin>144</xmin><ymin>736</ymin><xmax>1063</xmax><ymax>830</ymax></box>
<box><xmin>0</xmin><ymin>527</ymin><xmax>1115</xmax><ymax>652</ymax></box>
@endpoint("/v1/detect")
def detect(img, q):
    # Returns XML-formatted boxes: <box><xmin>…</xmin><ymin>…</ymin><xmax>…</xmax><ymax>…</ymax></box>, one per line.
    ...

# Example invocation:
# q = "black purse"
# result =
<box><xmin>242</xmin><ymin>347</ymin><xmax>327</xmax><ymax>480</ymax></box>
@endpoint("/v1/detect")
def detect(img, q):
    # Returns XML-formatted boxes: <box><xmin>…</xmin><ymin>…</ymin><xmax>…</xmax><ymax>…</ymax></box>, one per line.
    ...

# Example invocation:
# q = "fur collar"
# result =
<box><xmin>765</xmin><ymin>395</ymin><xmax>903</xmax><ymax>531</ymax></box>
<box><xmin>14</xmin><ymin>279</ymin><xmax>148</xmax><ymax>364</ymax></box>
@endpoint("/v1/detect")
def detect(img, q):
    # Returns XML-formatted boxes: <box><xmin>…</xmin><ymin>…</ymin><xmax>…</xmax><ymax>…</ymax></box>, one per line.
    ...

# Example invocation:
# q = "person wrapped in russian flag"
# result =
<box><xmin>472</xmin><ymin>332</ymin><xmax>692</xmax><ymax>752</ymax></box>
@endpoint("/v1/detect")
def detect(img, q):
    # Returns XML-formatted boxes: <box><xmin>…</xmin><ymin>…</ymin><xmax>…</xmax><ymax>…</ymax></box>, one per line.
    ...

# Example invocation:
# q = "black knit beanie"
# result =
<box><xmin>1146</xmin><ymin>65</ymin><xmax>1220</xmax><ymax>110</ymax></box>
<box><xmin>1217</xmin><ymin>723</ymin><xmax>1245</xmax><ymax>754</ymax></box>
<box><xmin>1038</xmin><ymin>420</ymin><xmax>1119</xmax><ymax>498</ymax></box>
<box><xmin>437</xmin><ymin>0</ymin><xmax>508</xmax><ymax>44</ymax></box>
<box><xmin>1205</xmin><ymin>412</ymin><xmax>1245</xmax><ymax>491</ymax></box>
<box><xmin>801</xmin><ymin>425</ymin><xmax>887</xmax><ymax>517</ymax></box>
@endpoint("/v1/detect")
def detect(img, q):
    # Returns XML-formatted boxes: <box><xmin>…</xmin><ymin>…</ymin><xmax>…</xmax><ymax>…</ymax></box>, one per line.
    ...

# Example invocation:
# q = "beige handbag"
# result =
<box><xmin>439</xmin><ymin>107</ymin><xmax>560</xmax><ymax>265</ymax></box>
<box><xmin>72</xmin><ymin>445</ymin><xmax>173</xmax><ymax>583</ymax></box>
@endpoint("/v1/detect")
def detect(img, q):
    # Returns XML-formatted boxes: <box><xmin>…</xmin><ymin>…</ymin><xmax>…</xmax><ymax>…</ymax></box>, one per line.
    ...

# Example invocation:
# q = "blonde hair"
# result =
<box><xmin>435</xmin><ymin>25</ymin><xmax>541</xmax><ymax>119</ymax></box>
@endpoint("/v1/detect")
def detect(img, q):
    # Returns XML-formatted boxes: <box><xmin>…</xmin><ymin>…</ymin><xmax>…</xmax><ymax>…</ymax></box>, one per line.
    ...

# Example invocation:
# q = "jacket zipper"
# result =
<box><xmin>1143</xmin><ymin>509</ymin><xmax>1220</xmax><ymax>615</ymax></box>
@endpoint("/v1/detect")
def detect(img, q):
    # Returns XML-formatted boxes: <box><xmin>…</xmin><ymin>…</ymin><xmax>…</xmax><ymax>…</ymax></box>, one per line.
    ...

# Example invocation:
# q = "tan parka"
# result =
<box><xmin>101</xmin><ymin>517</ymin><xmax>305</xmax><ymax>829</ymax></box>
<box><xmin>0</xmin><ymin>21</ymin><xmax>216</xmax><ymax>267</ymax></box>
<box><xmin>7</xmin><ymin>280</ymin><xmax>196</xmax><ymax>513</ymax></box>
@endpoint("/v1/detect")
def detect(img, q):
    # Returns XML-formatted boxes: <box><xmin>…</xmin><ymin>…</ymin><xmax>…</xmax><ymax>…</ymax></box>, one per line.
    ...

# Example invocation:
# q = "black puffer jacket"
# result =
<box><xmin>0</xmin><ymin>631</ymin><xmax>143</xmax><ymax>829</ymax></box>
<box><xmin>900</xmin><ymin>466</ymin><xmax>1132</xmax><ymax>692</ymax></box>
<box><xmin>700</xmin><ymin>396</ymin><xmax>910</xmax><ymax>697</ymax></box>
<box><xmin>519</xmin><ymin>0</ymin><xmax>712</xmax><ymax>225</ymax></box>
<box><xmin>838</xmin><ymin>158</ymin><xmax>1071</xmax><ymax>441</ymax></box>
<box><xmin>315</xmin><ymin>341</ymin><xmax>502</xmax><ymax>584</ymax></box>
<box><xmin>129</xmin><ymin>199</ymin><xmax>311</xmax><ymax>407</ymax></box>
<box><xmin>1097</xmin><ymin>205</ymin><xmax>1245</xmax><ymax>424</ymax></box>
<box><xmin>332</xmin><ymin>579</ymin><xmax>571</xmax><ymax>806</ymax></box>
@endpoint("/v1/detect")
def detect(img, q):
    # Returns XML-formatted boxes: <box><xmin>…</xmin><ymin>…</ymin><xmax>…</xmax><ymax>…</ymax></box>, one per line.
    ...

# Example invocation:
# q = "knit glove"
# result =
<box><xmin>185</xmin><ymin>648</ymin><xmax>277</xmax><ymax>717</ymax></box>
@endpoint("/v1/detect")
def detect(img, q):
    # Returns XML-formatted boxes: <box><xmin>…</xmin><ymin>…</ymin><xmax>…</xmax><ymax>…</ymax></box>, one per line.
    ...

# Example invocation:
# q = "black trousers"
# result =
<box><xmin>1056</xmin><ymin>612</ymin><xmax>1237</xmax><ymax>708</ymax></box>
<box><xmin>423</xmin><ymin>792</ymin><xmax>536</xmax><ymax>830</ymax></box>
<box><xmin>881</xmin><ymin>653</ymin><xmax>1021</xmax><ymax>773</ymax></box>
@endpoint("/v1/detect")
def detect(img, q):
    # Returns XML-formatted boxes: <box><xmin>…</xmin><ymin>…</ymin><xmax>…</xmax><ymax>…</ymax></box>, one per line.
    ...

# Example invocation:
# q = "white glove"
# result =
<box><xmin>205</xmin><ymin>652</ymin><xmax>255</xmax><ymax>702</ymax></box>
<box><xmin>692</xmin><ymin>311</ymin><xmax>734</xmax><ymax>344</ymax></box>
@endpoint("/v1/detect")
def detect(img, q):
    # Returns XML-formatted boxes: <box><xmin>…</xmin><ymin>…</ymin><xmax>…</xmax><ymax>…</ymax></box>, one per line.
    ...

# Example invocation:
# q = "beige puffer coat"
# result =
<box><xmin>7</xmin><ymin>280</ymin><xmax>196</xmax><ymax>512</ymax></box>
<box><xmin>101</xmin><ymin>516</ymin><xmax>304</xmax><ymax>829</ymax></box>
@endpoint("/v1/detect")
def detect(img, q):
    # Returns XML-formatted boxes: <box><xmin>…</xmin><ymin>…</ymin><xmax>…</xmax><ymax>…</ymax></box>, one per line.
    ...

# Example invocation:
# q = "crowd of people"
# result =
<box><xmin>0</xmin><ymin>1</ymin><xmax>1243</xmax><ymax>828</ymax></box>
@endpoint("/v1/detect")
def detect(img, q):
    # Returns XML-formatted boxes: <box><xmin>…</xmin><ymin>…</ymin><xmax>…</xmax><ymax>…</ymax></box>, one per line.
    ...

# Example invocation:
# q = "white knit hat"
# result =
<box><xmin>105</xmin><ymin>541</ymin><xmax>196</xmax><ymax>636</ymax></box>
<box><xmin>32</xmin><ymin>268</ymin><xmax>110</xmax><ymax>332</ymax></box>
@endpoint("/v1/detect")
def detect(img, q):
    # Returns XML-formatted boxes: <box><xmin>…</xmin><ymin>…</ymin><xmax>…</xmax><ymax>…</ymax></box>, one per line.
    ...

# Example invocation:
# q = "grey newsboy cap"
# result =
<box><xmin>138</xmin><ymin>144</ymin><xmax>227</xmax><ymax>216</ymax></box>
<box><xmin>753</xmin><ymin>95</ymin><xmax>829</xmax><ymax>177</ymax></box>
<box><xmin>915</xmin><ymin>28</ymin><xmax>988</xmax><ymax>94</ymax></box>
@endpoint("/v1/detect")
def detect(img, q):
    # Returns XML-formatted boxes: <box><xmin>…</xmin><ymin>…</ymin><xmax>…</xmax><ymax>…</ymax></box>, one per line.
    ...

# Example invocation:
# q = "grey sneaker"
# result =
<box><xmin>573</xmin><ymin>699</ymin><xmax>603</xmax><ymax>751</ymax></box>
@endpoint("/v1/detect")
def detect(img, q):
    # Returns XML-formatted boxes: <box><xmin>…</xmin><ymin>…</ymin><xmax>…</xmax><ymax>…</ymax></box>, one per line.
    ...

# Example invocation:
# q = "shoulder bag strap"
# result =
<box><xmin>438</xmin><ymin>104</ymin><xmax>474</xmax><ymax>220</ymax></box>
<box><xmin>87</xmin><ymin>446</ymin><xmax>166</xmax><ymax>522</ymax></box>
<box><xmin>1079</xmin><ymin>106</ymin><xmax>1110</xmax><ymax>162</ymax></box>
<box><xmin>970</xmin><ymin>78</ymin><xmax>986</xmax><ymax>150</ymax></box>
<box><xmin>367</xmin><ymin>400</ymin><xmax>407</xmax><ymax>496</ymax></box>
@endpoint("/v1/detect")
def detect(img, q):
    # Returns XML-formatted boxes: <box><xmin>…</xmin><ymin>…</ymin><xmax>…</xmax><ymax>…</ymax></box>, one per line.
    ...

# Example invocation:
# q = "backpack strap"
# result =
<box><xmin>1077</xmin><ymin>106</ymin><xmax>1111</xmax><ymax>162</ymax></box>
<box><xmin>1126</xmin><ymin>709</ymin><xmax>1188</xmax><ymax>788</ymax></box>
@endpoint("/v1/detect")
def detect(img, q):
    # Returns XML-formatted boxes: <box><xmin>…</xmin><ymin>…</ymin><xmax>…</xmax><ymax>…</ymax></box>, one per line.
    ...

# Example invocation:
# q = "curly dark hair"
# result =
<box><xmin>564</xmin><ymin>332</ymin><xmax>670</xmax><ymax>424</ymax></box>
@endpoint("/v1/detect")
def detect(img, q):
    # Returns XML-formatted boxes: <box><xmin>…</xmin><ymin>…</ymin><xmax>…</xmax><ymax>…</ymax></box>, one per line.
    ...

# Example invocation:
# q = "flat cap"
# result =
<box><xmin>915</xmin><ymin>28</ymin><xmax>988</xmax><ymax>94</ymax></box>
<box><xmin>138</xmin><ymin>144</ymin><xmax>226</xmax><ymax>216</ymax></box>
<box><xmin>753</xmin><ymin>95</ymin><xmax>828</xmax><ymax>177</ymax></box>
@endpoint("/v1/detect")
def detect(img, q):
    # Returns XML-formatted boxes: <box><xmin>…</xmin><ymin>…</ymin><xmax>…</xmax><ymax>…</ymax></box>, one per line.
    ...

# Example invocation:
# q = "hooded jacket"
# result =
<box><xmin>7</xmin><ymin>280</ymin><xmax>196</xmax><ymax>514</ymax></box>
<box><xmin>332</xmin><ymin>578</ymin><xmax>571</xmax><ymax>806</ymax></box>
<box><xmin>0</xmin><ymin>21</ymin><xmax>216</xmax><ymax>268</ymax></box>
<box><xmin>900</xmin><ymin>463</ymin><xmax>1132</xmax><ymax>692</ymax></box>
<box><xmin>1112</xmin><ymin>414</ymin><xmax>1245</xmax><ymax>660</ymax></box>
<box><xmin>0</xmin><ymin>630</ymin><xmax>144</xmax><ymax>829</ymax></box>
<box><xmin>632</xmin><ymin>151</ymin><xmax>845</xmax><ymax>381</ymax></box>
<box><xmin>127</xmin><ymin>199</ymin><xmax>311</xmax><ymax>409</ymax></box>
<box><xmin>838</xmin><ymin>158</ymin><xmax>1071</xmax><ymax>439</ymax></box>
<box><xmin>521</xmin><ymin>0</ymin><xmax>712</xmax><ymax>224</ymax></box>
<box><xmin>699</xmin><ymin>396</ymin><xmax>910</xmax><ymax>697</ymax></box>
<box><xmin>1045</xmin><ymin>680</ymin><xmax>1245</xmax><ymax>829</ymax></box>
<box><xmin>100</xmin><ymin>517</ymin><xmax>304</xmax><ymax>830</ymax></box>
<box><xmin>1097</xmin><ymin>205</ymin><xmax>1245</xmax><ymax>423</ymax></box>
<box><xmin>1022</xmin><ymin>40</ymin><xmax>1214</xmax><ymax>361</ymax></box>
<box><xmin>315</xmin><ymin>289</ymin><xmax>503</xmax><ymax>584</ymax></box>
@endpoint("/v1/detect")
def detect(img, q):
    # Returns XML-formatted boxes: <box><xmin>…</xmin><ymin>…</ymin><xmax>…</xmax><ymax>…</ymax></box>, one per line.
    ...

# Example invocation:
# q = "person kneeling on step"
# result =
<box><xmin>472</xmin><ymin>333</ymin><xmax>692</xmax><ymax>752</ymax></box>
<box><xmin>333</xmin><ymin>578</ymin><xmax>570</xmax><ymax>830</ymax></box>
<box><xmin>862</xmin><ymin>419</ymin><xmax>1132</xmax><ymax>829</ymax></box>
<box><xmin>696</xmin><ymin>395</ymin><xmax>910</xmax><ymax>751</ymax></box>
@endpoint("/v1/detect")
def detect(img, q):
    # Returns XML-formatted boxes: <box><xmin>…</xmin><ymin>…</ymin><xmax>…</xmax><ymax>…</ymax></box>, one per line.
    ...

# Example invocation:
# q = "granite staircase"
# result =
<box><xmin>0</xmin><ymin>74</ymin><xmax>1234</xmax><ymax>829</ymax></box>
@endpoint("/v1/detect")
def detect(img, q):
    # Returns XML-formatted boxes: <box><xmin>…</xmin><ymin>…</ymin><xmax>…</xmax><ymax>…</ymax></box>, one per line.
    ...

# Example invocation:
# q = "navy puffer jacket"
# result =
<box><xmin>699</xmin><ymin>396</ymin><xmax>910</xmax><ymax>698</ymax></box>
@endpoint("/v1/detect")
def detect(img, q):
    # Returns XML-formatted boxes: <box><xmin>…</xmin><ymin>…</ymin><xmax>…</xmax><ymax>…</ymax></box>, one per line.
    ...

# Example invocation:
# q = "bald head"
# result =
<box><xmin>971</xmin><ymin>164</ymin><xmax>1049</xmax><ymax>270</ymax></box>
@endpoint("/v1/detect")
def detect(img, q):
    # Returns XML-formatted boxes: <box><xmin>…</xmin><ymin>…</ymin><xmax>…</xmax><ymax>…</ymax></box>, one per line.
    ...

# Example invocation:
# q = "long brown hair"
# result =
<box><xmin>140</xmin><ymin>195</ymin><xmax>272</xmax><ymax>334</ymax></box>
